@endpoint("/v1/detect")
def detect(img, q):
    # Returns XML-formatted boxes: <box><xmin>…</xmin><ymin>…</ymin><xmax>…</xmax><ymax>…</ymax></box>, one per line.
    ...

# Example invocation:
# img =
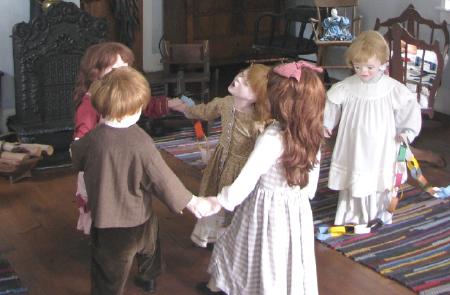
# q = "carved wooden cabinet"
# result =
<box><xmin>163</xmin><ymin>0</ymin><xmax>284</xmax><ymax>65</ymax></box>
<box><xmin>9</xmin><ymin>1</ymin><xmax>106</xmax><ymax>149</ymax></box>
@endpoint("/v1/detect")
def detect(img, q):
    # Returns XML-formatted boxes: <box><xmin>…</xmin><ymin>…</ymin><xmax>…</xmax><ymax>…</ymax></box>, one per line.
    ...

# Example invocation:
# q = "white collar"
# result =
<box><xmin>104</xmin><ymin>109</ymin><xmax>142</xmax><ymax>128</ymax></box>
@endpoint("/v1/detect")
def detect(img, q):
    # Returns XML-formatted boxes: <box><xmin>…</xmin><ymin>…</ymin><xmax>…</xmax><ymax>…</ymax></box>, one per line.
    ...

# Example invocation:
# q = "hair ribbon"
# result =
<box><xmin>273</xmin><ymin>61</ymin><xmax>323</xmax><ymax>81</ymax></box>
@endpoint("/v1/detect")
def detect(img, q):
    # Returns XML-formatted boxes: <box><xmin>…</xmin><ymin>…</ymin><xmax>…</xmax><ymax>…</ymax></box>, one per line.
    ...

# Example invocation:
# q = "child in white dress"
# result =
<box><xmin>199</xmin><ymin>61</ymin><xmax>326</xmax><ymax>295</ymax></box>
<box><xmin>324</xmin><ymin>31</ymin><xmax>422</xmax><ymax>226</ymax></box>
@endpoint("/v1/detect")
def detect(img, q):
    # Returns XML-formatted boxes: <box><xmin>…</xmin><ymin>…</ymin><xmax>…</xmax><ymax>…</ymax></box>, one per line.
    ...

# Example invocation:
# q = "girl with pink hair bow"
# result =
<box><xmin>197</xmin><ymin>61</ymin><xmax>326</xmax><ymax>295</ymax></box>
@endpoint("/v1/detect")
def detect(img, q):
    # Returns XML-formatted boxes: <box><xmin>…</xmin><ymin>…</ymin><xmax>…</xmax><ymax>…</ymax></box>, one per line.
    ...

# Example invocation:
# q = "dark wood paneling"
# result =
<box><xmin>80</xmin><ymin>0</ymin><xmax>143</xmax><ymax>70</ymax></box>
<box><xmin>164</xmin><ymin>0</ymin><xmax>284</xmax><ymax>65</ymax></box>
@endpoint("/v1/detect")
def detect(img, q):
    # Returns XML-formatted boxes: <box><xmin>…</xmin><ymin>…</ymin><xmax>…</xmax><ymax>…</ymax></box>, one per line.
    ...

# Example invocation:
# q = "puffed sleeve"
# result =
<box><xmin>143</xmin><ymin>96</ymin><xmax>169</xmax><ymax>118</ymax></box>
<box><xmin>302</xmin><ymin>150</ymin><xmax>321</xmax><ymax>200</ymax></box>
<box><xmin>74</xmin><ymin>93</ymin><xmax>99</xmax><ymax>139</ymax></box>
<box><xmin>392</xmin><ymin>83</ymin><xmax>422</xmax><ymax>143</ymax></box>
<box><xmin>217</xmin><ymin>126</ymin><xmax>283</xmax><ymax>211</ymax></box>
<box><xmin>324</xmin><ymin>82</ymin><xmax>345</xmax><ymax>131</ymax></box>
<box><xmin>184</xmin><ymin>96</ymin><xmax>230</xmax><ymax>121</ymax></box>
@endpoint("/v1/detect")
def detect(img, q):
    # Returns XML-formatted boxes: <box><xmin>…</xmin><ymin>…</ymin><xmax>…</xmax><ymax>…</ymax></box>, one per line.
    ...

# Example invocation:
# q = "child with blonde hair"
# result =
<box><xmin>324</xmin><ymin>31</ymin><xmax>422</xmax><ymax>225</ymax></box>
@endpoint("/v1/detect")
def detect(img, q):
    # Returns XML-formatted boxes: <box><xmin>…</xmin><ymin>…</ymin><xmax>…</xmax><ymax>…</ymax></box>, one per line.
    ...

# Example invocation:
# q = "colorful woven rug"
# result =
<box><xmin>156</xmin><ymin>129</ymin><xmax>450</xmax><ymax>294</ymax></box>
<box><xmin>154</xmin><ymin>121</ymin><xmax>220</xmax><ymax>169</ymax></box>
<box><xmin>0</xmin><ymin>258</ymin><xmax>27</xmax><ymax>294</ymax></box>
<box><xmin>312</xmin><ymin>151</ymin><xmax>450</xmax><ymax>295</ymax></box>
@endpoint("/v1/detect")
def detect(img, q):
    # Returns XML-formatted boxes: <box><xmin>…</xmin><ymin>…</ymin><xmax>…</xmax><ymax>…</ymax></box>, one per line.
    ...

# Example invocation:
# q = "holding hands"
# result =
<box><xmin>186</xmin><ymin>196</ymin><xmax>222</xmax><ymax>218</ymax></box>
<box><xmin>167</xmin><ymin>98</ymin><xmax>186</xmax><ymax>112</ymax></box>
<box><xmin>168</xmin><ymin>95</ymin><xmax>195</xmax><ymax>113</ymax></box>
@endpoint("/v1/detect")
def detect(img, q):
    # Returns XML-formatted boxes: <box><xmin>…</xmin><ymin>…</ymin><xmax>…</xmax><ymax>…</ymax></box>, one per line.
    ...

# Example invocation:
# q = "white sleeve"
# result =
<box><xmin>302</xmin><ymin>150</ymin><xmax>321</xmax><ymax>200</ymax></box>
<box><xmin>324</xmin><ymin>82</ymin><xmax>346</xmax><ymax>131</ymax></box>
<box><xmin>392</xmin><ymin>84</ymin><xmax>422</xmax><ymax>143</ymax></box>
<box><xmin>324</xmin><ymin>100</ymin><xmax>341</xmax><ymax>132</ymax></box>
<box><xmin>217</xmin><ymin>129</ymin><xmax>283</xmax><ymax>211</ymax></box>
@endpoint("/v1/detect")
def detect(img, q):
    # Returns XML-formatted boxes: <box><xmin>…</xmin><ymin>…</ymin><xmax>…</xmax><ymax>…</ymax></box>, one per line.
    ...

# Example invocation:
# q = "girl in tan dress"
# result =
<box><xmin>170</xmin><ymin>64</ymin><xmax>270</xmax><ymax>247</ymax></box>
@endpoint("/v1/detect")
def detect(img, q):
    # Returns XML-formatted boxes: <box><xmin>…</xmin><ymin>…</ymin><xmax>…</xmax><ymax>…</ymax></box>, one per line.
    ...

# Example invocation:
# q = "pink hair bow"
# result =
<box><xmin>273</xmin><ymin>61</ymin><xmax>323</xmax><ymax>81</ymax></box>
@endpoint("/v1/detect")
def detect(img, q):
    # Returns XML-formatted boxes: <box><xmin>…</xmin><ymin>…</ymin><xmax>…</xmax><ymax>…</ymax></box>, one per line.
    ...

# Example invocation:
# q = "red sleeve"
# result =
<box><xmin>143</xmin><ymin>96</ymin><xmax>169</xmax><ymax>119</ymax></box>
<box><xmin>74</xmin><ymin>93</ymin><xmax>100</xmax><ymax>139</ymax></box>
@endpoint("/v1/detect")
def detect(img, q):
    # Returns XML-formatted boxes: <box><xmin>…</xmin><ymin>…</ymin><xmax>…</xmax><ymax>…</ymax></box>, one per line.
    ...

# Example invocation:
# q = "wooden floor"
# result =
<box><xmin>1</xmin><ymin>114</ymin><xmax>450</xmax><ymax>295</ymax></box>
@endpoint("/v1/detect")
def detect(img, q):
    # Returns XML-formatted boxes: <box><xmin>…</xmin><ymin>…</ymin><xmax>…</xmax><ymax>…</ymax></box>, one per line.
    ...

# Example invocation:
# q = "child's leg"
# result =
<box><xmin>334</xmin><ymin>189</ymin><xmax>355</xmax><ymax>225</ymax></box>
<box><xmin>135</xmin><ymin>214</ymin><xmax>162</xmax><ymax>291</ymax></box>
<box><xmin>376</xmin><ymin>190</ymin><xmax>393</xmax><ymax>224</ymax></box>
<box><xmin>91</xmin><ymin>224</ymin><xmax>145</xmax><ymax>295</ymax></box>
<box><xmin>335</xmin><ymin>189</ymin><xmax>392</xmax><ymax>225</ymax></box>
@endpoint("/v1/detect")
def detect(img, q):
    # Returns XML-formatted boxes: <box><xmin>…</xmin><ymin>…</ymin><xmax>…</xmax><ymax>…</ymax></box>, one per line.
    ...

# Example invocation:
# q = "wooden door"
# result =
<box><xmin>164</xmin><ymin>0</ymin><xmax>284</xmax><ymax>65</ymax></box>
<box><xmin>80</xmin><ymin>0</ymin><xmax>143</xmax><ymax>70</ymax></box>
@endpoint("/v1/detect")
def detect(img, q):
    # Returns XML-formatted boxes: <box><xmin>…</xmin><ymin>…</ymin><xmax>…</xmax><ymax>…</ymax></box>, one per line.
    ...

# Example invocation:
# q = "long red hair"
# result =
<box><xmin>267</xmin><ymin>67</ymin><xmax>326</xmax><ymax>187</ymax></box>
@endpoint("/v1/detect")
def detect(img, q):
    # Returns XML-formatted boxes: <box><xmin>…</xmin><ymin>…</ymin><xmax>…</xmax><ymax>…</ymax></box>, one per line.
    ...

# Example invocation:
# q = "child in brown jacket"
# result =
<box><xmin>71</xmin><ymin>67</ymin><xmax>219</xmax><ymax>295</ymax></box>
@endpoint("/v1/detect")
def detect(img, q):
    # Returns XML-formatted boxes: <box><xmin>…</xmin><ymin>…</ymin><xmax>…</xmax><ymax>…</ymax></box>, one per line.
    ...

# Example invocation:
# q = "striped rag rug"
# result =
<box><xmin>0</xmin><ymin>258</ymin><xmax>27</xmax><ymax>294</ymax></box>
<box><xmin>313</xmin><ymin>150</ymin><xmax>450</xmax><ymax>295</ymax></box>
<box><xmin>155</xmin><ymin>129</ymin><xmax>450</xmax><ymax>294</ymax></box>
<box><xmin>154</xmin><ymin>121</ymin><xmax>220</xmax><ymax>170</ymax></box>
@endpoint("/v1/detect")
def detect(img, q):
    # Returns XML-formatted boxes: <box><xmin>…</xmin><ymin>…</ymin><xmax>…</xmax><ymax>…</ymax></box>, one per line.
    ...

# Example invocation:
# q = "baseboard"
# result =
<box><xmin>0</xmin><ymin>107</ymin><xmax>15</xmax><ymax>134</ymax></box>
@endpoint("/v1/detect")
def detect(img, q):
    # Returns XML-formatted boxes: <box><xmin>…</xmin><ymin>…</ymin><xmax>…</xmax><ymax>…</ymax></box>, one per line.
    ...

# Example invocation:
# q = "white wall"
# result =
<box><xmin>143</xmin><ymin>0</ymin><xmax>163</xmax><ymax>73</ymax></box>
<box><xmin>0</xmin><ymin>1</ymin><xmax>28</xmax><ymax>133</ymax></box>
<box><xmin>0</xmin><ymin>0</ymin><xmax>79</xmax><ymax>133</ymax></box>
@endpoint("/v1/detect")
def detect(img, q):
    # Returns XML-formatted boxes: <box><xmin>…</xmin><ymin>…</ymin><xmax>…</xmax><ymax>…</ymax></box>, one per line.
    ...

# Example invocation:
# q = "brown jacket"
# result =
<box><xmin>71</xmin><ymin>124</ymin><xmax>192</xmax><ymax>228</ymax></box>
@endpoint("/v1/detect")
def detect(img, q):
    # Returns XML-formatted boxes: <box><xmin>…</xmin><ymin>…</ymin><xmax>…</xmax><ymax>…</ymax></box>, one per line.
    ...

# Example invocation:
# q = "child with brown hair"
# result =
<box><xmin>73</xmin><ymin>41</ymin><xmax>174</xmax><ymax>234</ymax></box>
<box><xmin>198</xmin><ymin>61</ymin><xmax>325</xmax><ymax>295</ymax></box>
<box><xmin>71</xmin><ymin>67</ymin><xmax>219</xmax><ymax>295</ymax></box>
<box><xmin>170</xmin><ymin>63</ymin><xmax>271</xmax><ymax>248</ymax></box>
<box><xmin>72</xmin><ymin>41</ymin><xmax>175</xmax><ymax>293</ymax></box>
<box><xmin>324</xmin><ymin>31</ymin><xmax>422</xmax><ymax>226</ymax></box>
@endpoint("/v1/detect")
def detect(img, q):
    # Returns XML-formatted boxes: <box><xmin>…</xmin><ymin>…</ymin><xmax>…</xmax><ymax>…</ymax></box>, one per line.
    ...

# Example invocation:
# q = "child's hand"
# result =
<box><xmin>396</xmin><ymin>133</ymin><xmax>408</xmax><ymax>143</ymax></box>
<box><xmin>324</xmin><ymin>128</ymin><xmax>332</xmax><ymax>138</ymax></box>
<box><xmin>168</xmin><ymin>98</ymin><xmax>188</xmax><ymax>113</ymax></box>
<box><xmin>168</xmin><ymin>98</ymin><xmax>183</xmax><ymax>109</ymax></box>
<box><xmin>186</xmin><ymin>196</ymin><xmax>221</xmax><ymax>218</ymax></box>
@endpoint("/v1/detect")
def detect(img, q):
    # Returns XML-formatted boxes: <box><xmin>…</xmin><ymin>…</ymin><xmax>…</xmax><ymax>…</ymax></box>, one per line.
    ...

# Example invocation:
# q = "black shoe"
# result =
<box><xmin>206</xmin><ymin>243</ymin><xmax>214</xmax><ymax>251</ymax></box>
<box><xmin>134</xmin><ymin>277</ymin><xmax>156</xmax><ymax>293</ymax></box>
<box><xmin>195</xmin><ymin>282</ymin><xmax>226</xmax><ymax>295</ymax></box>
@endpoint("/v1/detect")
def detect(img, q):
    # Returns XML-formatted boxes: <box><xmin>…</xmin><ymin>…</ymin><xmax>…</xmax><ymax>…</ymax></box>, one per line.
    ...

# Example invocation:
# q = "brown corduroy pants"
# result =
<box><xmin>90</xmin><ymin>215</ymin><xmax>162</xmax><ymax>295</ymax></box>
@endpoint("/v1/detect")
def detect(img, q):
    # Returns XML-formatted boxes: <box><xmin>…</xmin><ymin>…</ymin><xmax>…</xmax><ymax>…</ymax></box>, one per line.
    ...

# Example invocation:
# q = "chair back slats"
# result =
<box><xmin>374</xmin><ymin>4</ymin><xmax>449</xmax><ymax>63</ymax></box>
<box><xmin>387</xmin><ymin>23</ymin><xmax>444</xmax><ymax>118</ymax></box>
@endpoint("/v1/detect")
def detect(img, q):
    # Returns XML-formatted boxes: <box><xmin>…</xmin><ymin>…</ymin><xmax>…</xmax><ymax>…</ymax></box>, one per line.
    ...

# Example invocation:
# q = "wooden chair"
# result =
<box><xmin>374</xmin><ymin>4</ymin><xmax>449</xmax><ymax>66</ymax></box>
<box><xmin>386</xmin><ymin>23</ymin><xmax>446</xmax><ymax>168</ymax></box>
<box><xmin>386</xmin><ymin>24</ymin><xmax>445</xmax><ymax>118</ymax></box>
<box><xmin>374</xmin><ymin>4</ymin><xmax>449</xmax><ymax>118</ymax></box>
<box><xmin>310</xmin><ymin>0</ymin><xmax>361</xmax><ymax>69</ymax></box>
<box><xmin>148</xmin><ymin>40</ymin><xmax>210</xmax><ymax>102</ymax></box>
<box><xmin>252</xmin><ymin>5</ymin><xmax>317</xmax><ymax>60</ymax></box>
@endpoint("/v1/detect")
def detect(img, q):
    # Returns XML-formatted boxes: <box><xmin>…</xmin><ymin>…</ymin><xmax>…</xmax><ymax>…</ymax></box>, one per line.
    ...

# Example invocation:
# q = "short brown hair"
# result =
<box><xmin>345</xmin><ymin>30</ymin><xmax>389</xmax><ymax>66</ymax></box>
<box><xmin>89</xmin><ymin>67</ymin><xmax>150</xmax><ymax>120</ymax></box>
